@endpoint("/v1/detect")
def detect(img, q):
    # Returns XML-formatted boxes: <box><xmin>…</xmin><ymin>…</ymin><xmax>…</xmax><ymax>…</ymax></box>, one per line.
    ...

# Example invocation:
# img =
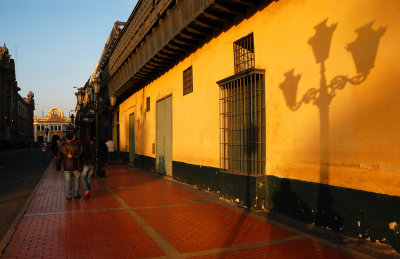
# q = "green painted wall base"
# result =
<box><xmin>118</xmin><ymin>152</ymin><xmax>129</xmax><ymax>163</ymax></box>
<box><xmin>172</xmin><ymin>161</ymin><xmax>267</xmax><ymax>209</ymax></box>
<box><xmin>135</xmin><ymin>154</ymin><xmax>156</xmax><ymax>172</ymax></box>
<box><xmin>266</xmin><ymin>176</ymin><xmax>400</xmax><ymax>252</ymax></box>
<box><xmin>119</xmin><ymin>153</ymin><xmax>156</xmax><ymax>172</ymax></box>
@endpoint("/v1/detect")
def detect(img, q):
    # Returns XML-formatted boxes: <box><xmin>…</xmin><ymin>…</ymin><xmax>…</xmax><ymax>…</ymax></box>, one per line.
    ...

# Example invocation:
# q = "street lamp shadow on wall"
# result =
<box><xmin>278</xmin><ymin>19</ymin><xmax>386</xmax><ymax>232</ymax></box>
<box><xmin>280</xmin><ymin>19</ymin><xmax>386</xmax><ymax>111</ymax></box>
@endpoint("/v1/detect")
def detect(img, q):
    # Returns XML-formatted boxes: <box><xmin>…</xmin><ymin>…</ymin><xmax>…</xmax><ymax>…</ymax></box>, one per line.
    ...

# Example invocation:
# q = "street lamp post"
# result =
<box><xmin>109</xmin><ymin>93</ymin><xmax>116</xmax><ymax>109</ymax></box>
<box><xmin>92</xmin><ymin>73</ymin><xmax>104</xmax><ymax>178</ymax></box>
<box><xmin>69</xmin><ymin>113</ymin><xmax>75</xmax><ymax>134</ymax></box>
<box><xmin>75</xmin><ymin>88</ymin><xmax>85</xmax><ymax>137</ymax></box>
<box><xmin>109</xmin><ymin>92</ymin><xmax>117</xmax><ymax>162</ymax></box>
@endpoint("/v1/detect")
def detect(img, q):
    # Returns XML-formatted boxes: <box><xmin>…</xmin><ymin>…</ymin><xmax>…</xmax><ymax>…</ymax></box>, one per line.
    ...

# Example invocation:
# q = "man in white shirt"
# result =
<box><xmin>105</xmin><ymin>138</ymin><xmax>115</xmax><ymax>166</ymax></box>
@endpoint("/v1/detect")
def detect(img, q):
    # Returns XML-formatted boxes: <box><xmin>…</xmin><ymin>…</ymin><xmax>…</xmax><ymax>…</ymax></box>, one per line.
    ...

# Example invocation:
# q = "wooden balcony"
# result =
<box><xmin>106</xmin><ymin>0</ymin><xmax>266</xmax><ymax>101</ymax></box>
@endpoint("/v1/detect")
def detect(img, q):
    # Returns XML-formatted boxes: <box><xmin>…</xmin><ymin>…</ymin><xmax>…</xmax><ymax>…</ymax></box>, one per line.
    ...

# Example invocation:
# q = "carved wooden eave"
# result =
<box><xmin>106</xmin><ymin>0</ymin><xmax>267</xmax><ymax>103</ymax></box>
<box><xmin>97</xmin><ymin>21</ymin><xmax>125</xmax><ymax>79</ymax></box>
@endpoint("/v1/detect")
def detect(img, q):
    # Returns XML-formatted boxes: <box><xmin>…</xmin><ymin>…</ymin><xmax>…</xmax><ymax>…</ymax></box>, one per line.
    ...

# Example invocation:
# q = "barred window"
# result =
<box><xmin>218</xmin><ymin>68</ymin><xmax>266</xmax><ymax>176</ymax></box>
<box><xmin>183</xmin><ymin>66</ymin><xmax>193</xmax><ymax>95</ymax></box>
<box><xmin>234</xmin><ymin>33</ymin><xmax>255</xmax><ymax>74</ymax></box>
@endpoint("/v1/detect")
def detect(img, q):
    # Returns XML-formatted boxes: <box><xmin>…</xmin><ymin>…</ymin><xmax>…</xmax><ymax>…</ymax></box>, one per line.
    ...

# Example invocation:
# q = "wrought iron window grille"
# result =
<box><xmin>217</xmin><ymin>68</ymin><xmax>266</xmax><ymax>176</ymax></box>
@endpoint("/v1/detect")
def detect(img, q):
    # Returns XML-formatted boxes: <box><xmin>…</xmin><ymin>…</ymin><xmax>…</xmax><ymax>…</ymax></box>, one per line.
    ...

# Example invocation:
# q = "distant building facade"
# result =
<box><xmin>0</xmin><ymin>43</ymin><xmax>35</xmax><ymax>149</ymax></box>
<box><xmin>33</xmin><ymin>107</ymin><xmax>71</xmax><ymax>142</ymax></box>
<box><xmin>16</xmin><ymin>91</ymin><xmax>35</xmax><ymax>145</ymax></box>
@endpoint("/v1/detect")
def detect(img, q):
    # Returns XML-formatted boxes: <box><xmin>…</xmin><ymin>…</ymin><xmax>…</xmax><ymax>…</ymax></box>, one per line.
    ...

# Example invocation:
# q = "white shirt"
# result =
<box><xmin>41</xmin><ymin>142</ymin><xmax>47</xmax><ymax>152</ymax></box>
<box><xmin>105</xmin><ymin>140</ymin><xmax>115</xmax><ymax>152</ymax></box>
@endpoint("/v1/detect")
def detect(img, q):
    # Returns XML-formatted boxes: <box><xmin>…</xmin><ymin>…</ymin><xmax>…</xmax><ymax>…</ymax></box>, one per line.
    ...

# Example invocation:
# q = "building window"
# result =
<box><xmin>234</xmin><ymin>33</ymin><xmax>255</xmax><ymax>74</ymax></box>
<box><xmin>146</xmin><ymin>97</ymin><xmax>150</xmax><ymax>112</ymax></box>
<box><xmin>41</xmin><ymin>125</ymin><xmax>44</xmax><ymax>130</ymax></box>
<box><xmin>58</xmin><ymin>125</ymin><xmax>61</xmax><ymax>131</ymax></box>
<box><xmin>37</xmin><ymin>125</ymin><xmax>40</xmax><ymax>130</ymax></box>
<box><xmin>51</xmin><ymin>125</ymin><xmax>54</xmax><ymax>131</ymax></box>
<box><xmin>217</xmin><ymin>68</ymin><xmax>265</xmax><ymax>176</ymax></box>
<box><xmin>183</xmin><ymin>66</ymin><xmax>193</xmax><ymax>95</ymax></box>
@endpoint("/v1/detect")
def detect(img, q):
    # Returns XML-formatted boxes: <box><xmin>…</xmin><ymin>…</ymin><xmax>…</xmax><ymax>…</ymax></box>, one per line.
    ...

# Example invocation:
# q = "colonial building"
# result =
<box><xmin>33</xmin><ymin>107</ymin><xmax>71</xmax><ymax>142</ymax></box>
<box><xmin>16</xmin><ymin>91</ymin><xmax>35</xmax><ymax>145</ymax></box>
<box><xmin>84</xmin><ymin>0</ymin><xmax>400</xmax><ymax>252</ymax></box>
<box><xmin>0</xmin><ymin>44</ymin><xmax>35</xmax><ymax>148</ymax></box>
<box><xmin>75</xmin><ymin>22</ymin><xmax>125</xmax><ymax>143</ymax></box>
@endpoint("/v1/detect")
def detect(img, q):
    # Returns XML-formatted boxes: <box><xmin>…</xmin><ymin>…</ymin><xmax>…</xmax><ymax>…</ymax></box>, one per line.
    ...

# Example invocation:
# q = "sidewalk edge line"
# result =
<box><xmin>98</xmin><ymin>177</ymin><xmax>182</xmax><ymax>257</ymax></box>
<box><xmin>0</xmin><ymin>159</ymin><xmax>54</xmax><ymax>255</ymax></box>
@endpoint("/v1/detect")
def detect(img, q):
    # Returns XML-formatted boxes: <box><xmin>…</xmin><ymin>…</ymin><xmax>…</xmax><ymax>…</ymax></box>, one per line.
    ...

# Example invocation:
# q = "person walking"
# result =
<box><xmin>105</xmin><ymin>138</ymin><xmax>115</xmax><ymax>166</ymax></box>
<box><xmin>79</xmin><ymin>136</ymin><xmax>95</xmax><ymax>199</ymax></box>
<box><xmin>56</xmin><ymin>134</ymin><xmax>81</xmax><ymax>200</ymax></box>
<box><xmin>41</xmin><ymin>141</ymin><xmax>47</xmax><ymax>162</ymax></box>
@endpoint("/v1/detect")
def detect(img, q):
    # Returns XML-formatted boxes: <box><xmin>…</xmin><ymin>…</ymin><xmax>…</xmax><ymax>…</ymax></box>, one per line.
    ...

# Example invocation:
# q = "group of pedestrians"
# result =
<box><xmin>56</xmin><ymin>134</ymin><xmax>95</xmax><ymax>200</ymax></box>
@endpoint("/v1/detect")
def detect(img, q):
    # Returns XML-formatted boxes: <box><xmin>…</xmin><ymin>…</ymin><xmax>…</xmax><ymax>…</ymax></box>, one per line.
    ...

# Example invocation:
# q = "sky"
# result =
<box><xmin>0</xmin><ymin>0</ymin><xmax>138</xmax><ymax>117</ymax></box>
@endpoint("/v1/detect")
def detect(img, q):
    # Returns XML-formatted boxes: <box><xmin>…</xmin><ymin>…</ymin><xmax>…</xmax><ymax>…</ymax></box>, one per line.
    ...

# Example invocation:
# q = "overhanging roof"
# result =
<box><xmin>106</xmin><ymin>0</ymin><xmax>268</xmax><ymax>102</ymax></box>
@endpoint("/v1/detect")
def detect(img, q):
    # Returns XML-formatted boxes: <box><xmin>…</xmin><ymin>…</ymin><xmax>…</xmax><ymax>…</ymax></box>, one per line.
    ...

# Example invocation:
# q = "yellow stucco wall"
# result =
<box><xmin>253</xmin><ymin>0</ymin><xmax>400</xmax><ymax>196</ymax></box>
<box><xmin>116</xmin><ymin>0</ymin><xmax>400</xmax><ymax>196</ymax></box>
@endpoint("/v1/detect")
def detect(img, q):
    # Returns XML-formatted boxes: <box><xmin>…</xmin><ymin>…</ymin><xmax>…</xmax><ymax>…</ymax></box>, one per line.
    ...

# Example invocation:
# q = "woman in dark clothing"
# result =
<box><xmin>79</xmin><ymin>136</ymin><xmax>95</xmax><ymax>199</ymax></box>
<box><xmin>56</xmin><ymin>134</ymin><xmax>81</xmax><ymax>200</ymax></box>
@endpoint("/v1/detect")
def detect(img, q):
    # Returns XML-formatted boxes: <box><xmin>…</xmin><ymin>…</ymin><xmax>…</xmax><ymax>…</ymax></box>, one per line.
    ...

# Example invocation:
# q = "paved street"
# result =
<box><xmin>0</xmin><ymin>160</ymin><xmax>394</xmax><ymax>258</ymax></box>
<box><xmin>0</xmin><ymin>148</ymin><xmax>52</xmax><ymax>244</ymax></box>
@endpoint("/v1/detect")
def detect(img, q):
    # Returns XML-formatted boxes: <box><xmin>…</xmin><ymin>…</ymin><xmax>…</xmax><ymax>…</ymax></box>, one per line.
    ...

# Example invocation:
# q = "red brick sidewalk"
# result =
<box><xmin>1</xmin><ymin>161</ymin><xmax>367</xmax><ymax>258</ymax></box>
